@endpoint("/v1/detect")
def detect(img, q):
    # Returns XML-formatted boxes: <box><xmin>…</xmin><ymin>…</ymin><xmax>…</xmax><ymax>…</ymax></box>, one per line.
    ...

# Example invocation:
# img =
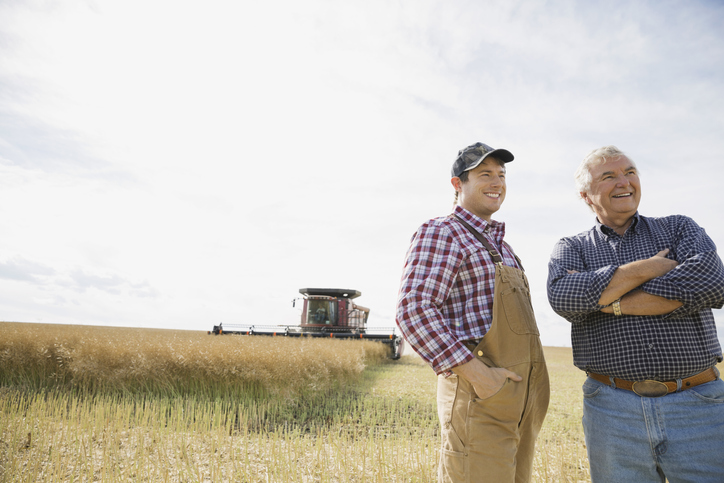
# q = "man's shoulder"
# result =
<box><xmin>410</xmin><ymin>214</ymin><xmax>460</xmax><ymax>240</ymax></box>
<box><xmin>414</xmin><ymin>214</ymin><xmax>457</xmax><ymax>232</ymax></box>
<box><xmin>420</xmin><ymin>213</ymin><xmax>455</xmax><ymax>227</ymax></box>
<box><xmin>651</xmin><ymin>213</ymin><xmax>695</xmax><ymax>223</ymax></box>
<box><xmin>555</xmin><ymin>225</ymin><xmax>599</xmax><ymax>246</ymax></box>
<box><xmin>410</xmin><ymin>213</ymin><xmax>485</xmax><ymax>251</ymax></box>
<box><xmin>639</xmin><ymin>213</ymin><xmax>699</xmax><ymax>231</ymax></box>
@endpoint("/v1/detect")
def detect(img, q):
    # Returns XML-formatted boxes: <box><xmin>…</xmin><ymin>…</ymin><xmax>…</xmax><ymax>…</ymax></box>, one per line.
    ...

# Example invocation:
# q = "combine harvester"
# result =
<box><xmin>209</xmin><ymin>288</ymin><xmax>404</xmax><ymax>359</ymax></box>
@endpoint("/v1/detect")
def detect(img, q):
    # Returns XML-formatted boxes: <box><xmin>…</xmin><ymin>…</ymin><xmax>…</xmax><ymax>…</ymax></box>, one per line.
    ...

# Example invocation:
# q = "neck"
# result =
<box><xmin>598</xmin><ymin>214</ymin><xmax>635</xmax><ymax>236</ymax></box>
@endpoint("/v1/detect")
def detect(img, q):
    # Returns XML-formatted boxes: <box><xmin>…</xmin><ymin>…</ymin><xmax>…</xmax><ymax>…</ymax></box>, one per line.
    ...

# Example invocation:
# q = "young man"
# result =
<box><xmin>396</xmin><ymin>142</ymin><xmax>549</xmax><ymax>483</ymax></box>
<box><xmin>547</xmin><ymin>145</ymin><xmax>724</xmax><ymax>482</ymax></box>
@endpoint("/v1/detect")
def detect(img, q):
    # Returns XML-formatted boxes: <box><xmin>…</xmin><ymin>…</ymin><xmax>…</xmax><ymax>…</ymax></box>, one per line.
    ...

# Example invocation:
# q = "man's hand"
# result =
<box><xmin>648</xmin><ymin>249</ymin><xmax>679</xmax><ymax>277</ymax></box>
<box><xmin>451</xmin><ymin>358</ymin><xmax>522</xmax><ymax>399</ymax></box>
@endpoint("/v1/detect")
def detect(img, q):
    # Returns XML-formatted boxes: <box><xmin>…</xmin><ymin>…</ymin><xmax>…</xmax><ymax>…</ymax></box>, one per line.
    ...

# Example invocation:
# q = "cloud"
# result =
<box><xmin>0</xmin><ymin>0</ymin><xmax>723</xmax><ymax>347</ymax></box>
<box><xmin>58</xmin><ymin>269</ymin><xmax>159</xmax><ymax>299</ymax></box>
<box><xmin>0</xmin><ymin>256</ymin><xmax>55</xmax><ymax>282</ymax></box>
<box><xmin>0</xmin><ymin>255</ymin><xmax>158</xmax><ymax>300</ymax></box>
<box><xmin>67</xmin><ymin>269</ymin><xmax>125</xmax><ymax>294</ymax></box>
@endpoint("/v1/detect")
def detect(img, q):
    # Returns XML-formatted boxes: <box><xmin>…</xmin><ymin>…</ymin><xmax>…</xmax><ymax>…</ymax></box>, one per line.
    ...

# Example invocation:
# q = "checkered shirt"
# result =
<box><xmin>547</xmin><ymin>213</ymin><xmax>724</xmax><ymax>380</ymax></box>
<box><xmin>396</xmin><ymin>206</ymin><xmax>521</xmax><ymax>375</ymax></box>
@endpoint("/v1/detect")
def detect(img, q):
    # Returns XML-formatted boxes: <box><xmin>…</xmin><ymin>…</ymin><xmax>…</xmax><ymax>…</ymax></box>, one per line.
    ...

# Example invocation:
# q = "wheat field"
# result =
<box><xmin>1</xmin><ymin>322</ymin><xmax>593</xmax><ymax>482</ymax></box>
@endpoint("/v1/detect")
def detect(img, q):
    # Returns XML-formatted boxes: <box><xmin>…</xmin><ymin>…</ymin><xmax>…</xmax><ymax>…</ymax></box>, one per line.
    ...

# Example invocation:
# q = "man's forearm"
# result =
<box><xmin>601</xmin><ymin>290</ymin><xmax>683</xmax><ymax>316</ymax></box>
<box><xmin>598</xmin><ymin>249</ymin><xmax>678</xmax><ymax>306</ymax></box>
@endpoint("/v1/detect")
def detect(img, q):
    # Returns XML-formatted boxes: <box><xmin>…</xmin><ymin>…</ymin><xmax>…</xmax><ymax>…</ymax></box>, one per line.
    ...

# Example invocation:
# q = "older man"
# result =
<box><xmin>397</xmin><ymin>142</ymin><xmax>549</xmax><ymax>483</ymax></box>
<box><xmin>547</xmin><ymin>145</ymin><xmax>724</xmax><ymax>482</ymax></box>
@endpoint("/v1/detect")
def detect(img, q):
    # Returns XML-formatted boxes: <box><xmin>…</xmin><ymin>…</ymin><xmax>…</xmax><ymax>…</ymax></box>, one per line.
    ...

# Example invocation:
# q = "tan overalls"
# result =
<box><xmin>437</xmin><ymin>218</ymin><xmax>550</xmax><ymax>483</ymax></box>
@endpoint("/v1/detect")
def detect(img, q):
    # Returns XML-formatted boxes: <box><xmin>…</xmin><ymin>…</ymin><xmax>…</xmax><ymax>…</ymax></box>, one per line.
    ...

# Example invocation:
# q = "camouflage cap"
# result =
<box><xmin>451</xmin><ymin>142</ymin><xmax>514</xmax><ymax>178</ymax></box>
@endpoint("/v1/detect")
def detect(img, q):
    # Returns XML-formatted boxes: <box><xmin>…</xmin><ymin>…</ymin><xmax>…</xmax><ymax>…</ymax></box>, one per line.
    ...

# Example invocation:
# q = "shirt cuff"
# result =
<box><xmin>591</xmin><ymin>265</ymin><xmax>618</xmax><ymax>307</ymax></box>
<box><xmin>639</xmin><ymin>279</ymin><xmax>691</xmax><ymax>318</ymax></box>
<box><xmin>431</xmin><ymin>341</ymin><xmax>476</xmax><ymax>375</ymax></box>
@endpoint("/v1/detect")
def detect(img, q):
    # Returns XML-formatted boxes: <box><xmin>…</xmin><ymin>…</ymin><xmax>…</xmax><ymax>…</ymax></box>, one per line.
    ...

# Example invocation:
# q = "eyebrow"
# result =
<box><xmin>599</xmin><ymin>166</ymin><xmax>636</xmax><ymax>178</ymax></box>
<box><xmin>478</xmin><ymin>165</ymin><xmax>506</xmax><ymax>173</ymax></box>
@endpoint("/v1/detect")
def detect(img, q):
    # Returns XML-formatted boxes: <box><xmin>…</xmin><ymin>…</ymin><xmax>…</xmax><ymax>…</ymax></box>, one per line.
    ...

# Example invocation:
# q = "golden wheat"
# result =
<box><xmin>0</xmin><ymin>322</ymin><xmax>389</xmax><ymax>398</ymax></box>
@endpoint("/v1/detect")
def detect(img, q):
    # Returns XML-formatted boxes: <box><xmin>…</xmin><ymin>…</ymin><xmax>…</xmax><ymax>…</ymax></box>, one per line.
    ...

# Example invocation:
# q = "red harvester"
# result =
<box><xmin>209</xmin><ymin>288</ymin><xmax>404</xmax><ymax>359</ymax></box>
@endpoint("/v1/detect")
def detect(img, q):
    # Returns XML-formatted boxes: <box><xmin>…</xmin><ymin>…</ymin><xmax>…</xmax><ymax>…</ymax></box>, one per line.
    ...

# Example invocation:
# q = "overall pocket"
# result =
<box><xmin>500</xmin><ymin>285</ymin><xmax>539</xmax><ymax>335</ymax></box>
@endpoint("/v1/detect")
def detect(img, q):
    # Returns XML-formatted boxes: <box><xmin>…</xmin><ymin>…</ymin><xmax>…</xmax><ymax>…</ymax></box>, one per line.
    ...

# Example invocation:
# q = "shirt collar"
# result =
<box><xmin>595</xmin><ymin>212</ymin><xmax>640</xmax><ymax>237</ymax></box>
<box><xmin>453</xmin><ymin>205</ymin><xmax>506</xmax><ymax>238</ymax></box>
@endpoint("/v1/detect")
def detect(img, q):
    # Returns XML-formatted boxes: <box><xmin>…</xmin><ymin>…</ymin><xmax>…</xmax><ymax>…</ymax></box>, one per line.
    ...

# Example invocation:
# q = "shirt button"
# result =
<box><xmin>648</xmin><ymin>343</ymin><xmax>654</xmax><ymax>349</ymax></box>
<box><xmin>477</xmin><ymin>350</ymin><xmax>484</xmax><ymax>357</ymax></box>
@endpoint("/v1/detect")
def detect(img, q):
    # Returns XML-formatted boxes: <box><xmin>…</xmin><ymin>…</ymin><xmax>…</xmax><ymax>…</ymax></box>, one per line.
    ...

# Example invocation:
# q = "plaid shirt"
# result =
<box><xmin>548</xmin><ymin>213</ymin><xmax>724</xmax><ymax>381</ymax></box>
<box><xmin>396</xmin><ymin>206</ymin><xmax>521</xmax><ymax>375</ymax></box>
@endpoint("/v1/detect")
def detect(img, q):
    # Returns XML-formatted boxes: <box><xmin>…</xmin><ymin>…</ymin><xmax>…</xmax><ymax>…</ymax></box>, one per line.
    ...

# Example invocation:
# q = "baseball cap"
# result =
<box><xmin>451</xmin><ymin>142</ymin><xmax>514</xmax><ymax>178</ymax></box>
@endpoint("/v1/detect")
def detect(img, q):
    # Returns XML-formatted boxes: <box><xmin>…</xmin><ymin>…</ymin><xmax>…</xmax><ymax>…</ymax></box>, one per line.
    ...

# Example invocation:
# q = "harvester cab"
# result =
<box><xmin>209</xmin><ymin>288</ymin><xmax>404</xmax><ymax>359</ymax></box>
<box><xmin>296</xmin><ymin>288</ymin><xmax>369</xmax><ymax>331</ymax></box>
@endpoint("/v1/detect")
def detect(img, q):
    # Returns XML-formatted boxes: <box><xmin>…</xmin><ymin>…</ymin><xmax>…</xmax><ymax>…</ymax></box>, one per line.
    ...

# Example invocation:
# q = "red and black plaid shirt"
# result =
<box><xmin>396</xmin><ymin>206</ymin><xmax>521</xmax><ymax>375</ymax></box>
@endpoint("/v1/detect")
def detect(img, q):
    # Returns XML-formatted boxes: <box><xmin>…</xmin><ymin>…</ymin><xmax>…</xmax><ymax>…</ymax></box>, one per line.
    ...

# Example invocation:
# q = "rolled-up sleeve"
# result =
<box><xmin>395</xmin><ymin>224</ymin><xmax>475</xmax><ymax>375</ymax></box>
<box><xmin>640</xmin><ymin>217</ymin><xmax>724</xmax><ymax>318</ymax></box>
<box><xmin>547</xmin><ymin>238</ymin><xmax>617</xmax><ymax>323</ymax></box>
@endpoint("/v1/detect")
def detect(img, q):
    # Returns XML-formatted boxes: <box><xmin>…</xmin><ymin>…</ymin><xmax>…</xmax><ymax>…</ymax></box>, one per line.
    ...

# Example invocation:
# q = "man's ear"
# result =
<box><xmin>580</xmin><ymin>192</ymin><xmax>591</xmax><ymax>204</ymax></box>
<box><xmin>451</xmin><ymin>177</ymin><xmax>462</xmax><ymax>191</ymax></box>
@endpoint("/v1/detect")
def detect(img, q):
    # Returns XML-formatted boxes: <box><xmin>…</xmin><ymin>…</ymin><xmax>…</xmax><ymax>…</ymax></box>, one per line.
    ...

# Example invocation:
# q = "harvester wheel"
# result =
<box><xmin>391</xmin><ymin>337</ymin><xmax>404</xmax><ymax>360</ymax></box>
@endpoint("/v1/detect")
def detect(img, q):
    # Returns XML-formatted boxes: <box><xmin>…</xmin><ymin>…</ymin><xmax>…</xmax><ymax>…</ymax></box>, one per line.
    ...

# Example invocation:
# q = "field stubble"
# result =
<box><xmin>0</xmin><ymin>322</ymin><xmax>600</xmax><ymax>482</ymax></box>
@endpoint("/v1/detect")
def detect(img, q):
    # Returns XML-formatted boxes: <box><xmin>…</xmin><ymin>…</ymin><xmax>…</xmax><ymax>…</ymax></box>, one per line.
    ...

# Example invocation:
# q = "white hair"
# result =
<box><xmin>574</xmin><ymin>145</ymin><xmax>638</xmax><ymax>196</ymax></box>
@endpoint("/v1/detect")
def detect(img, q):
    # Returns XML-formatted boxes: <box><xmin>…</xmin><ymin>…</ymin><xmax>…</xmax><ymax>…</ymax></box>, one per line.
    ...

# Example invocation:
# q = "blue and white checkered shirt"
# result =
<box><xmin>547</xmin><ymin>213</ymin><xmax>724</xmax><ymax>381</ymax></box>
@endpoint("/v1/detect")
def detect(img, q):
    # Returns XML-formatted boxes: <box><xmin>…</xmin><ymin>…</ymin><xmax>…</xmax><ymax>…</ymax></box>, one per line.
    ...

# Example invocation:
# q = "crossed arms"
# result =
<box><xmin>547</xmin><ymin>216</ymin><xmax>724</xmax><ymax>322</ymax></box>
<box><xmin>584</xmin><ymin>249</ymin><xmax>682</xmax><ymax>316</ymax></box>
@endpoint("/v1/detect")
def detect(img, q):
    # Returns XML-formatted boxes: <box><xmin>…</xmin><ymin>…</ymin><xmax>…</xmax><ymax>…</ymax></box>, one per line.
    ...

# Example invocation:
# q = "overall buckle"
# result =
<box><xmin>632</xmin><ymin>380</ymin><xmax>669</xmax><ymax>397</ymax></box>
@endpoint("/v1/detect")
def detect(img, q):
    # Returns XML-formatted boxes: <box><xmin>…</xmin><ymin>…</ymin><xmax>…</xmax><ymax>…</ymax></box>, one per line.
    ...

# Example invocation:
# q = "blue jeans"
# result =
<box><xmin>582</xmin><ymin>375</ymin><xmax>724</xmax><ymax>483</ymax></box>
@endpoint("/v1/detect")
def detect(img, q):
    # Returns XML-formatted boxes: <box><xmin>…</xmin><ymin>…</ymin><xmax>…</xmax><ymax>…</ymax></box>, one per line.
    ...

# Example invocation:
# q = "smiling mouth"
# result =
<box><xmin>613</xmin><ymin>193</ymin><xmax>632</xmax><ymax>198</ymax></box>
<box><xmin>485</xmin><ymin>193</ymin><xmax>501</xmax><ymax>198</ymax></box>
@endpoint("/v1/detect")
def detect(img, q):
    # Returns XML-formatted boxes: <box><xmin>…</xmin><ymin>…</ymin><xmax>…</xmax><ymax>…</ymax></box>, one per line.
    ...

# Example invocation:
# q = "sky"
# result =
<box><xmin>1</xmin><ymin>0</ymin><xmax>724</xmax><ymax>348</ymax></box>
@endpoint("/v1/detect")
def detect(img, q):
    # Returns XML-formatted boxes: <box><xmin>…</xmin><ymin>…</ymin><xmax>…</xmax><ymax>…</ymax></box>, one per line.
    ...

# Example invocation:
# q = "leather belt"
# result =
<box><xmin>587</xmin><ymin>367</ymin><xmax>718</xmax><ymax>397</ymax></box>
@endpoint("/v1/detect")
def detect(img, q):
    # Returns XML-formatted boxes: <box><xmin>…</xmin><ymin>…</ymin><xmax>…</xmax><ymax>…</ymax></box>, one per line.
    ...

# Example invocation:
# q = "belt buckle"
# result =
<box><xmin>632</xmin><ymin>380</ymin><xmax>669</xmax><ymax>397</ymax></box>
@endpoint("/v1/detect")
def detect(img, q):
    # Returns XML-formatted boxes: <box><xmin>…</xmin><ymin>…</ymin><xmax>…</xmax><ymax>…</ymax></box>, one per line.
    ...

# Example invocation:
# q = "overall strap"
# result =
<box><xmin>454</xmin><ymin>215</ymin><xmax>503</xmax><ymax>264</ymax></box>
<box><xmin>454</xmin><ymin>215</ymin><xmax>524</xmax><ymax>270</ymax></box>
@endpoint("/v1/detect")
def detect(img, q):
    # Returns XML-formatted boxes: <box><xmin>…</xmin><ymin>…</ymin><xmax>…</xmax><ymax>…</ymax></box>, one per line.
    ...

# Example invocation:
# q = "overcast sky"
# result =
<box><xmin>1</xmin><ymin>0</ymin><xmax>723</xmax><ymax>347</ymax></box>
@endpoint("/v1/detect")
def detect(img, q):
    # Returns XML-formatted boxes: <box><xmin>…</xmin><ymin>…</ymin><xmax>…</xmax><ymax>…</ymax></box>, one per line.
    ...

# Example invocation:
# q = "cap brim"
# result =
<box><xmin>460</xmin><ymin>149</ymin><xmax>515</xmax><ymax>174</ymax></box>
<box><xmin>488</xmin><ymin>149</ymin><xmax>514</xmax><ymax>163</ymax></box>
